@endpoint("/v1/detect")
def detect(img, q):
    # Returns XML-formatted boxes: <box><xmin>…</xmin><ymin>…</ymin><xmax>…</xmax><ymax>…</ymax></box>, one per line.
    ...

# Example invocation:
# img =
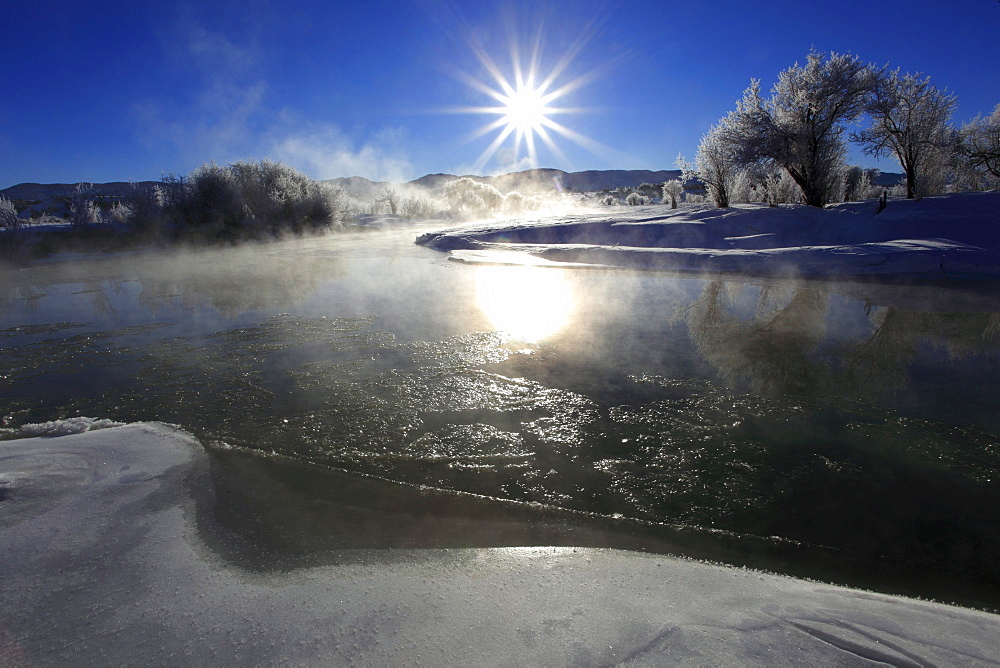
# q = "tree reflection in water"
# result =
<box><xmin>683</xmin><ymin>280</ymin><xmax>1000</xmax><ymax>399</ymax></box>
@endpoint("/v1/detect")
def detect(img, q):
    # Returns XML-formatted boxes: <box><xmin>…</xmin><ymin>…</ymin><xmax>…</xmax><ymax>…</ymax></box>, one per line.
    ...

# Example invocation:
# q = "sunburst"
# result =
<box><xmin>448</xmin><ymin>26</ymin><xmax>614</xmax><ymax>174</ymax></box>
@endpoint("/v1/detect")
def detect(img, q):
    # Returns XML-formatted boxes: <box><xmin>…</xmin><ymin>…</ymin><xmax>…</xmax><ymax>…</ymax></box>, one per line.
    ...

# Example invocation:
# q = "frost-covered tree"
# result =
<box><xmin>501</xmin><ymin>191</ymin><xmax>540</xmax><ymax>215</ymax></box>
<box><xmin>0</xmin><ymin>195</ymin><xmax>21</xmax><ymax>231</ymax></box>
<box><xmin>961</xmin><ymin>103</ymin><xmax>1000</xmax><ymax>179</ymax></box>
<box><xmin>842</xmin><ymin>166</ymin><xmax>881</xmax><ymax>202</ymax></box>
<box><xmin>444</xmin><ymin>177</ymin><xmax>503</xmax><ymax>214</ymax></box>
<box><xmin>170</xmin><ymin>160</ymin><xmax>342</xmax><ymax>237</ymax></box>
<box><xmin>400</xmin><ymin>194</ymin><xmax>438</xmax><ymax>218</ymax></box>
<box><xmin>739</xmin><ymin>162</ymin><xmax>800</xmax><ymax>206</ymax></box>
<box><xmin>762</xmin><ymin>166</ymin><xmax>801</xmax><ymax>205</ymax></box>
<box><xmin>951</xmin><ymin>140</ymin><xmax>1000</xmax><ymax>192</ymax></box>
<box><xmin>69</xmin><ymin>183</ymin><xmax>101</xmax><ymax>228</ymax></box>
<box><xmin>723</xmin><ymin>51</ymin><xmax>879</xmax><ymax>207</ymax></box>
<box><xmin>852</xmin><ymin>71</ymin><xmax>956</xmax><ymax>199</ymax></box>
<box><xmin>661</xmin><ymin>179</ymin><xmax>683</xmax><ymax>208</ymax></box>
<box><xmin>636</xmin><ymin>183</ymin><xmax>661</xmax><ymax>200</ymax></box>
<box><xmin>503</xmin><ymin>191</ymin><xmax>526</xmax><ymax>215</ymax></box>
<box><xmin>377</xmin><ymin>186</ymin><xmax>400</xmax><ymax>215</ymax></box>
<box><xmin>685</xmin><ymin>119</ymin><xmax>741</xmax><ymax>208</ymax></box>
<box><xmin>106</xmin><ymin>201</ymin><xmax>133</xmax><ymax>225</ymax></box>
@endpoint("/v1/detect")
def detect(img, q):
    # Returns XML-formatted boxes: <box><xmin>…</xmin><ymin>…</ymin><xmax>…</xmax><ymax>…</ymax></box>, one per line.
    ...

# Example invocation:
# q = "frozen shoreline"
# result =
<box><xmin>416</xmin><ymin>192</ymin><xmax>1000</xmax><ymax>280</ymax></box>
<box><xmin>3</xmin><ymin>421</ymin><xmax>999</xmax><ymax>664</ymax></box>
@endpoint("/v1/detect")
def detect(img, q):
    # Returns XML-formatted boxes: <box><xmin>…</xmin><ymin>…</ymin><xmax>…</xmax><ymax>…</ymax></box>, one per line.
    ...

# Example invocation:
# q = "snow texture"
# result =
<box><xmin>416</xmin><ymin>191</ymin><xmax>1000</xmax><ymax>280</ymax></box>
<box><xmin>2</xmin><ymin>421</ymin><xmax>999</xmax><ymax>664</ymax></box>
<box><xmin>1</xmin><ymin>416</ymin><xmax>125</xmax><ymax>438</ymax></box>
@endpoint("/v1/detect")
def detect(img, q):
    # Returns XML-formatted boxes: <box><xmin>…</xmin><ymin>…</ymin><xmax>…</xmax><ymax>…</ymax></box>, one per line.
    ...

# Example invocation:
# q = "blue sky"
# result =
<box><xmin>2</xmin><ymin>0</ymin><xmax>997</xmax><ymax>188</ymax></box>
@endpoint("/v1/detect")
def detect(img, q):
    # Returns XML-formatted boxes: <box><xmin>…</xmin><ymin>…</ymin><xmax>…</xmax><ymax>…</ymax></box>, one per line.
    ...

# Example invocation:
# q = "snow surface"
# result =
<box><xmin>416</xmin><ymin>192</ymin><xmax>1000</xmax><ymax>280</ymax></box>
<box><xmin>0</xmin><ymin>416</ymin><xmax>124</xmax><ymax>438</ymax></box>
<box><xmin>2</xmin><ymin>420</ymin><xmax>1000</xmax><ymax>664</ymax></box>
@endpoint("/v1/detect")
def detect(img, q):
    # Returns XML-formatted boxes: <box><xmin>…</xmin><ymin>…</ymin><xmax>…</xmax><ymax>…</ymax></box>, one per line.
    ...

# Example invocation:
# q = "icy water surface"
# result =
<box><xmin>3</xmin><ymin>223</ymin><xmax>1000</xmax><ymax>607</ymax></box>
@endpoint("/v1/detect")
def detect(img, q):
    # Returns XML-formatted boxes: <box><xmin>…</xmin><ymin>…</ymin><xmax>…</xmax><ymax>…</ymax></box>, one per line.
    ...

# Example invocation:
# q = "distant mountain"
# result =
<box><xmin>873</xmin><ymin>172</ymin><xmax>904</xmax><ymax>188</ymax></box>
<box><xmin>322</xmin><ymin>176</ymin><xmax>392</xmax><ymax>199</ymax></box>
<box><xmin>1</xmin><ymin>181</ymin><xmax>158</xmax><ymax>201</ymax></box>
<box><xmin>325</xmin><ymin>168</ymin><xmax>690</xmax><ymax>197</ymax></box>
<box><xmin>328</xmin><ymin>167</ymin><xmax>905</xmax><ymax>197</ymax></box>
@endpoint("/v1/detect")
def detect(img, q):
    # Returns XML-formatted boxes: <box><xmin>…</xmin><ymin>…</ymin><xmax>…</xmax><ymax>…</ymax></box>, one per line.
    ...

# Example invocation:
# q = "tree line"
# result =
<box><xmin>674</xmin><ymin>50</ymin><xmax>1000</xmax><ymax>209</ymax></box>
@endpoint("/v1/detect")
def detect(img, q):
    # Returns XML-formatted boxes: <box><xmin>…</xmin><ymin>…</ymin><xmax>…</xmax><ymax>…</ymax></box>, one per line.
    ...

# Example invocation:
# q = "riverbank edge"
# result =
<box><xmin>3</xmin><ymin>420</ymin><xmax>1000</xmax><ymax>664</ymax></box>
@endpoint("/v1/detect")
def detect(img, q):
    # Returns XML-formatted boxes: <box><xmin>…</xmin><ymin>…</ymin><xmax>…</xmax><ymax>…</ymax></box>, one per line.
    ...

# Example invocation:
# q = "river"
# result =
<box><xmin>3</xmin><ymin>221</ymin><xmax>1000</xmax><ymax>608</ymax></box>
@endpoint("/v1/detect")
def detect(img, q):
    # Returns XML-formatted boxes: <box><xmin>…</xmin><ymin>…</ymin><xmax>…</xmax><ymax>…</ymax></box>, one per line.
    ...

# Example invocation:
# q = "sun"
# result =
<box><xmin>445</xmin><ymin>25</ymin><xmax>615</xmax><ymax>174</ymax></box>
<box><xmin>501</xmin><ymin>84</ymin><xmax>551</xmax><ymax>135</ymax></box>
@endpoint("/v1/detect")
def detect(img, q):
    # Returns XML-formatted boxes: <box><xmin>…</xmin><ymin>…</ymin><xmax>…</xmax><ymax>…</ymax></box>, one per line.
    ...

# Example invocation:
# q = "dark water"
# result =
<box><xmin>3</xmin><ymin>224</ymin><xmax>1000</xmax><ymax>608</ymax></box>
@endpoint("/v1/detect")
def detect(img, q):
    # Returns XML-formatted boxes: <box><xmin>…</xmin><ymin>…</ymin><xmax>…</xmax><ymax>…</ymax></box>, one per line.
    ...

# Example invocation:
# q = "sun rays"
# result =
<box><xmin>446</xmin><ymin>24</ymin><xmax>610</xmax><ymax>174</ymax></box>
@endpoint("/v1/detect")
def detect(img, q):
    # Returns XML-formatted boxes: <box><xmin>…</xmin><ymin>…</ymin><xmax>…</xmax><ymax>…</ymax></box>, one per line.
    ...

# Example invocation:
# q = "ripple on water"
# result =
<box><xmin>4</xmin><ymin>312</ymin><xmax>1000</xmax><ymax>580</ymax></box>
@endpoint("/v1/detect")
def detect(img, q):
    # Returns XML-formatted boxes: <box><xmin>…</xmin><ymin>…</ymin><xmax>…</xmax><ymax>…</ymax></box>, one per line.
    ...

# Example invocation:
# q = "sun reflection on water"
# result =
<box><xmin>476</xmin><ymin>265</ymin><xmax>574</xmax><ymax>343</ymax></box>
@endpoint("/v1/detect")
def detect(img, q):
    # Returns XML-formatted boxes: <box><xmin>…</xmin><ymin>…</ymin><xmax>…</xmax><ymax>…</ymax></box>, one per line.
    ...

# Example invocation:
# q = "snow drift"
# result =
<box><xmin>2</xmin><ymin>420</ymin><xmax>999</xmax><ymax>664</ymax></box>
<box><xmin>416</xmin><ymin>192</ymin><xmax>1000</xmax><ymax>280</ymax></box>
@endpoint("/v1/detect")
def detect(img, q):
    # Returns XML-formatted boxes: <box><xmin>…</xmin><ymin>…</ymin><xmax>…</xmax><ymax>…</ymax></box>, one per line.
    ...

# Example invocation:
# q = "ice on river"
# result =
<box><xmin>2</xmin><ymin>420</ymin><xmax>999</xmax><ymax>664</ymax></box>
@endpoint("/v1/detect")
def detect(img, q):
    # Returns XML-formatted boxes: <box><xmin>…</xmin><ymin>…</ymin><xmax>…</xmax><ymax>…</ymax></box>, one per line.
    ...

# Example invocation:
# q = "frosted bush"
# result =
<box><xmin>769</xmin><ymin>169</ymin><xmax>802</xmax><ymax>204</ymax></box>
<box><xmin>69</xmin><ymin>183</ymin><xmax>101</xmax><ymax>228</ymax></box>
<box><xmin>0</xmin><ymin>196</ymin><xmax>19</xmax><ymax>231</ymax></box>
<box><xmin>444</xmin><ymin>177</ymin><xmax>504</xmax><ymax>214</ymax></box>
<box><xmin>173</xmin><ymin>160</ymin><xmax>343</xmax><ymax>238</ymax></box>
<box><xmin>376</xmin><ymin>186</ymin><xmax>400</xmax><ymax>214</ymax></box>
<box><xmin>636</xmin><ymin>183</ymin><xmax>661</xmax><ymax>201</ymax></box>
<box><xmin>106</xmin><ymin>201</ymin><xmax>133</xmax><ymax>225</ymax></box>
<box><xmin>400</xmin><ymin>195</ymin><xmax>438</xmax><ymax>218</ymax></box>
<box><xmin>728</xmin><ymin>169</ymin><xmax>757</xmax><ymax>204</ymax></box>
<box><xmin>843</xmin><ymin>167</ymin><xmax>877</xmax><ymax>202</ymax></box>
<box><xmin>503</xmin><ymin>191</ymin><xmax>527</xmax><ymax>215</ymax></box>
<box><xmin>661</xmin><ymin>180</ymin><xmax>683</xmax><ymax>208</ymax></box>
<box><xmin>127</xmin><ymin>181</ymin><xmax>170</xmax><ymax>234</ymax></box>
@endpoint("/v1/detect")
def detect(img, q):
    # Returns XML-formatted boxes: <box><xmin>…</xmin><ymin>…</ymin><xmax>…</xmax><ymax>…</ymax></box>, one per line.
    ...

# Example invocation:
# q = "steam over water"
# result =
<box><xmin>3</xmin><ymin>223</ymin><xmax>1000</xmax><ymax>606</ymax></box>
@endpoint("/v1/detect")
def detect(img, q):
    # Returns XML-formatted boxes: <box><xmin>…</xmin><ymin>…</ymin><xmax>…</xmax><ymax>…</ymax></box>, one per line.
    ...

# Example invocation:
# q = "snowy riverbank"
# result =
<box><xmin>416</xmin><ymin>191</ymin><xmax>1000</xmax><ymax>280</ymax></box>
<box><xmin>2</xmin><ymin>420</ymin><xmax>999</xmax><ymax>664</ymax></box>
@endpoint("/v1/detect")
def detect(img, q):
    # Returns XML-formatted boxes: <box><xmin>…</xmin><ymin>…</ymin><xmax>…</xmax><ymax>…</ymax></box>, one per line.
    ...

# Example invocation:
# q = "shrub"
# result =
<box><xmin>842</xmin><ymin>167</ymin><xmax>881</xmax><ymax>202</ymax></box>
<box><xmin>400</xmin><ymin>194</ymin><xmax>438</xmax><ymax>218</ymax></box>
<box><xmin>503</xmin><ymin>191</ymin><xmax>527</xmax><ymax>215</ymax></box>
<box><xmin>661</xmin><ymin>180</ymin><xmax>683</xmax><ymax>208</ymax></box>
<box><xmin>69</xmin><ymin>183</ymin><xmax>101</xmax><ymax>228</ymax></box>
<box><xmin>169</xmin><ymin>160</ymin><xmax>343</xmax><ymax>239</ymax></box>
<box><xmin>128</xmin><ymin>181</ymin><xmax>171</xmax><ymax>236</ymax></box>
<box><xmin>376</xmin><ymin>186</ymin><xmax>400</xmax><ymax>214</ymax></box>
<box><xmin>106</xmin><ymin>201</ymin><xmax>133</xmax><ymax>226</ymax></box>
<box><xmin>0</xmin><ymin>196</ymin><xmax>20</xmax><ymax>231</ymax></box>
<box><xmin>444</xmin><ymin>177</ymin><xmax>504</xmax><ymax>214</ymax></box>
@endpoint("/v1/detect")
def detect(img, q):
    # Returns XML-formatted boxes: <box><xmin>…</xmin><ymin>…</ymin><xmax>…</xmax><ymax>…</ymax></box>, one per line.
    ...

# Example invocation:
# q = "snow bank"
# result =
<box><xmin>417</xmin><ymin>192</ymin><xmax>1000</xmax><ymax>280</ymax></box>
<box><xmin>1</xmin><ymin>416</ymin><xmax>125</xmax><ymax>438</ymax></box>
<box><xmin>2</xmin><ymin>421</ymin><xmax>999</xmax><ymax>664</ymax></box>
